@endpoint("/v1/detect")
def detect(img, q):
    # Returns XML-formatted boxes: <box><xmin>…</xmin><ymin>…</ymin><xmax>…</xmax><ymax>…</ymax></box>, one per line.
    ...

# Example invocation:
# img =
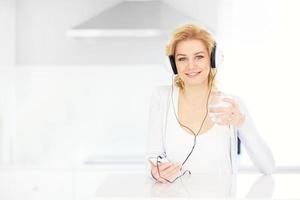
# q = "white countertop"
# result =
<box><xmin>0</xmin><ymin>165</ymin><xmax>300</xmax><ymax>200</ymax></box>
<box><xmin>94</xmin><ymin>172</ymin><xmax>300</xmax><ymax>199</ymax></box>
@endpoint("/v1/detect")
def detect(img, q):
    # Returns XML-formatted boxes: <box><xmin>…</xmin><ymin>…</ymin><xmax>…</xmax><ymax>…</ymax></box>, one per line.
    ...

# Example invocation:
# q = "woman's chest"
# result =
<box><xmin>165</xmin><ymin>114</ymin><xmax>231</xmax><ymax>159</ymax></box>
<box><xmin>177</xmin><ymin>106</ymin><xmax>215</xmax><ymax>135</ymax></box>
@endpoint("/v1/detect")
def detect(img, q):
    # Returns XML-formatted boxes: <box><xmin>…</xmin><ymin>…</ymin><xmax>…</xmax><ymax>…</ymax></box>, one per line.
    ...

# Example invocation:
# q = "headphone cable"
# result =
<box><xmin>171</xmin><ymin>69</ymin><xmax>217</xmax><ymax>166</ymax></box>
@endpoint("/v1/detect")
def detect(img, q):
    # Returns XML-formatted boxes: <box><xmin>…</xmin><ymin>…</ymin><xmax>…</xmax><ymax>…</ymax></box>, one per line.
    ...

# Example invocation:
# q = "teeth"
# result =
<box><xmin>187</xmin><ymin>72</ymin><xmax>199</xmax><ymax>76</ymax></box>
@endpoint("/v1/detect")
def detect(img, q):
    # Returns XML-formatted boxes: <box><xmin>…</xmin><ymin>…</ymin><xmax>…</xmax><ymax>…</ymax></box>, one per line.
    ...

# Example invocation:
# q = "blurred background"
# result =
<box><xmin>0</xmin><ymin>0</ymin><xmax>299</xmax><ymax>171</ymax></box>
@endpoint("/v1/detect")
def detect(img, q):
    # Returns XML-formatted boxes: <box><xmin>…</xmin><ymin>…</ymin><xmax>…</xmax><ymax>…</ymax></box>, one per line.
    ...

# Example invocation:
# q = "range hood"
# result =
<box><xmin>67</xmin><ymin>0</ymin><xmax>193</xmax><ymax>37</ymax></box>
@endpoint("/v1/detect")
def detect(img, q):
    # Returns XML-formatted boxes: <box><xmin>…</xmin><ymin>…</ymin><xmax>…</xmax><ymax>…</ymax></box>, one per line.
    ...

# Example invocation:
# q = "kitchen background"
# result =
<box><xmin>0</xmin><ymin>0</ymin><xmax>299</xmax><ymax>171</ymax></box>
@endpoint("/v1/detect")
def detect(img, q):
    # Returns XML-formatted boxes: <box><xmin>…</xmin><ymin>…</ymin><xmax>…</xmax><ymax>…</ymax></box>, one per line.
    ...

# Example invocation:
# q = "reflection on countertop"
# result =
<box><xmin>95</xmin><ymin>173</ymin><xmax>275</xmax><ymax>199</ymax></box>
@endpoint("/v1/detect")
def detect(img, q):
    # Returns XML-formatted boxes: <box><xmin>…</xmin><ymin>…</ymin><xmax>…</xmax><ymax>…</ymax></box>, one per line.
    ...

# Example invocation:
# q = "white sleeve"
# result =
<box><xmin>235</xmin><ymin>96</ymin><xmax>276</xmax><ymax>174</ymax></box>
<box><xmin>145</xmin><ymin>86</ymin><xmax>166</xmax><ymax>178</ymax></box>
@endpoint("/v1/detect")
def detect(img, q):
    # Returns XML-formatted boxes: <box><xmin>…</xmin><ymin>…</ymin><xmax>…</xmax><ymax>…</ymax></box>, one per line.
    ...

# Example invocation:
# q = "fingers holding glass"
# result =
<box><xmin>208</xmin><ymin>93</ymin><xmax>236</xmax><ymax>125</ymax></box>
<box><xmin>209</xmin><ymin>104</ymin><xmax>245</xmax><ymax>126</ymax></box>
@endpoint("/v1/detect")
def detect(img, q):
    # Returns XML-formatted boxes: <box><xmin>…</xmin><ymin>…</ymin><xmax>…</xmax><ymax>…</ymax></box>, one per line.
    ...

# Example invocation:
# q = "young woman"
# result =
<box><xmin>146</xmin><ymin>23</ymin><xmax>275</xmax><ymax>184</ymax></box>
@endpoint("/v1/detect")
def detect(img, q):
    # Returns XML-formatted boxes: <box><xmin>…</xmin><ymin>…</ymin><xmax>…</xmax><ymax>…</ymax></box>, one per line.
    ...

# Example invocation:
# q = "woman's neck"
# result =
<box><xmin>180</xmin><ymin>82</ymin><xmax>210</xmax><ymax>105</ymax></box>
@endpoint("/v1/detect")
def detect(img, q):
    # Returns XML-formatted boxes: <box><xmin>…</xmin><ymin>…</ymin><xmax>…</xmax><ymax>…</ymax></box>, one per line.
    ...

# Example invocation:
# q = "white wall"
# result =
<box><xmin>0</xmin><ymin>68</ymin><xmax>16</xmax><ymax>165</ymax></box>
<box><xmin>15</xmin><ymin>0</ymin><xmax>167</xmax><ymax>65</ymax></box>
<box><xmin>12</xmin><ymin>0</ymin><xmax>173</xmax><ymax>165</ymax></box>
<box><xmin>0</xmin><ymin>0</ymin><xmax>16</xmax><ymax>164</ymax></box>
<box><xmin>14</xmin><ymin>65</ymin><xmax>169</xmax><ymax>165</ymax></box>
<box><xmin>0</xmin><ymin>0</ymin><xmax>15</xmax><ymax>66</ymax></box>
<box><xmin>162</xmin><ymin>0</ymin><xmax>220</xmax><ymax>33</ymax></box>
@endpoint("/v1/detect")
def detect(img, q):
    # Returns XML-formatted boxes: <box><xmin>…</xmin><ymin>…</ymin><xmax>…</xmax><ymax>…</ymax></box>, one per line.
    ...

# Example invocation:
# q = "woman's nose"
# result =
<box><xmin>186</xmin><ymin>60</ymin><xmax>196</xmax><ymax>70</ymax></box>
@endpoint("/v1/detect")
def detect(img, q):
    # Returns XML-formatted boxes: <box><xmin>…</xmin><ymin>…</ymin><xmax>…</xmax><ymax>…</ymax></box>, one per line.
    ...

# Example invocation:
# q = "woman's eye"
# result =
<box><xmin>195</xmin><ymin>55</ymin><xmax>204</xmax><ymax>60</ymax></box>
<box><xmin>178</xmin><ymin>57</ymin><xmax>186</xmax><ymax>61</ymax></box>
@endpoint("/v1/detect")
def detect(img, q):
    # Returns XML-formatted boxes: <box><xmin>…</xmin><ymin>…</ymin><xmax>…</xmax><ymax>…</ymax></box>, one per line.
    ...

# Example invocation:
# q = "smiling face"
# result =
<box><xmin>175</xmin><ymin>39</ymin><xmax>211</xmax><ymax>88</ymax></box>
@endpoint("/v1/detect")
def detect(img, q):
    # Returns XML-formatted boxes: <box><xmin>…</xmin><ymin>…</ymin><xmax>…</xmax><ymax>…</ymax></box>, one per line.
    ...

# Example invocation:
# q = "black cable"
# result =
<box><xmin>156</xmin><ymin>68</ymin><xmax>217</xmax><ymax>183</ymax></box>
<box><xmin>172</xmin><ymin>69</ymin><xmax>217</xmax><ymax>166</ymax></box>
<box><xmin>156</xmin><ymin>155</ymin><xmax>191</xmax><ymax>183</ymax></box>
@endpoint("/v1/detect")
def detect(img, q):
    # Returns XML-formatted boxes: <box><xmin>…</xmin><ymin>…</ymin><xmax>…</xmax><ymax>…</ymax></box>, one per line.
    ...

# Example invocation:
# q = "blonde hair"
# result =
<box><xmin>166</xmin><ymin>23</ymin><xmax>218</xmax><ymax>91</ymax></box>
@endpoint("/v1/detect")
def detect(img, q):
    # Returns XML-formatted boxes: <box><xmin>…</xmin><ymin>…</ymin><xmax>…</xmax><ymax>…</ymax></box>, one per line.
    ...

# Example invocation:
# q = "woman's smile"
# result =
<box><xmin>185</xmin><ymin>71</ymin><xmax>202</xmax><ymax>78</ymax></box>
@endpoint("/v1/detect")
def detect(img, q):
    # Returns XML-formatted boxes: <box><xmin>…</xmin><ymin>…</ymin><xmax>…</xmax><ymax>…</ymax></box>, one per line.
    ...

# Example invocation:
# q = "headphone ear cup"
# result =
<box><xmin>215</xmin><ymin>45</ymin><xmax>224</xmax><ymax>69</ymax></box>
<box><xmin>169</xmin><ymin>55</ymin><xmax>178</xmax><ymax>74</ymax></box>
<box><xmin>210</xmin><ymin>44</ymin><xmax>224</xmax><ymax>69</ymax></box>
<box><xmin>210</xmin><ymin>44</ymin><xmax>217</xmax><ymax>68</ymax></box>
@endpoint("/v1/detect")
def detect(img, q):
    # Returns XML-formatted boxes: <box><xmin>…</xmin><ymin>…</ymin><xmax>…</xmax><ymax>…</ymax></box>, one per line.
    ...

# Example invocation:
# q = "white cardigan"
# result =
<box><xmin>146</xmin><ymin>85</ymin><xmax>275</xmax><ymax>175</ymax></box>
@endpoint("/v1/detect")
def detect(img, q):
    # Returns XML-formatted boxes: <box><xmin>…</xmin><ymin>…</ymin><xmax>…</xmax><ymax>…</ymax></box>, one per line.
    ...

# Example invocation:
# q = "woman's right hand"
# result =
<box><xmin>150</xmin><ymin>161</ymin><xmax>182</xmax><ymax>183</ymax></box>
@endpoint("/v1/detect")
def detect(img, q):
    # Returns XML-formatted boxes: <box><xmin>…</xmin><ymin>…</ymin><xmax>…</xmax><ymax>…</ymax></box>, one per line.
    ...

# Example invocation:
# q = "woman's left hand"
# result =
<box><xmin>209</xmin><ymin>98</ymin><xmax>245</xmax><ymax>127</ymax></box>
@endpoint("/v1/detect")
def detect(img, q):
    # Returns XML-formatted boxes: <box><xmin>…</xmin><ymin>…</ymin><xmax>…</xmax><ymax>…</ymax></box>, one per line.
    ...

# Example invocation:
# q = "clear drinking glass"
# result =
<box><xmin>208</xmin><ymin>92</ymin><xmax>234</xmax><ymax>124</ymax></box>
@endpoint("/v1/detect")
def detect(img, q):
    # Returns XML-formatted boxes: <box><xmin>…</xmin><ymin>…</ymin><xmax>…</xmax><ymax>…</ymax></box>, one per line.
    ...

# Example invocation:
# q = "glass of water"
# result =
<box><xmin>208</xmin><ymin>92</ymin><xmax>234</xmax><ymax>124</ymax></box>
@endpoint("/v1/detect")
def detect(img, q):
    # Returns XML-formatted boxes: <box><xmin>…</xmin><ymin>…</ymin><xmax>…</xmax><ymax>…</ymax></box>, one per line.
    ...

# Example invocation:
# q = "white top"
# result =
<box><xmin>146</xmin><ymin>85</ymin><xmax>275</xmax><ymax>176</ymax></box>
